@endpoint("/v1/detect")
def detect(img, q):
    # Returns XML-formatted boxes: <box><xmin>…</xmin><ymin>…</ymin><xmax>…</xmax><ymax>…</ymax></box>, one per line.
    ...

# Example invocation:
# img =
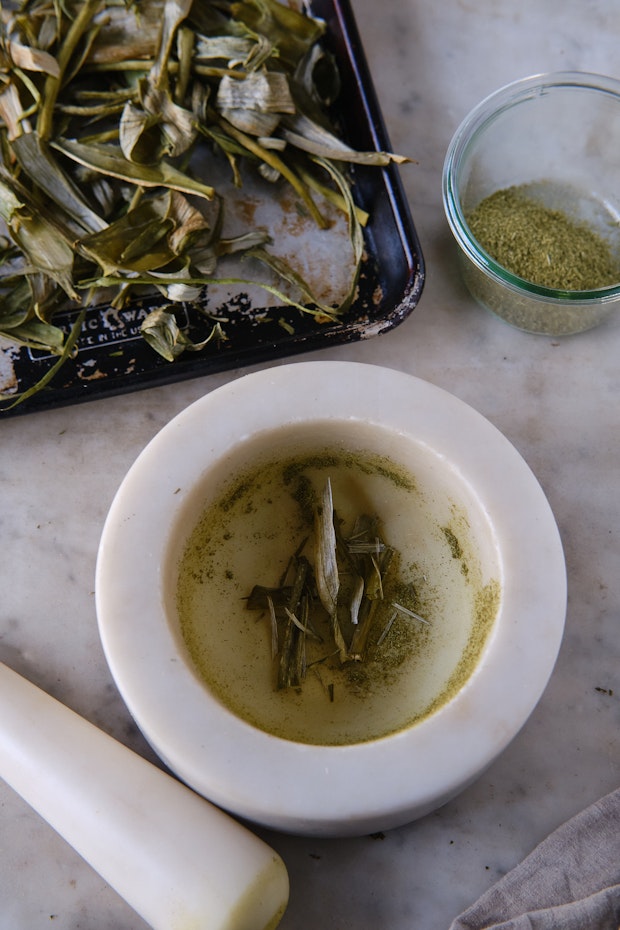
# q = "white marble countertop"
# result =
<box><xmin>1</xmin><ymin>1</ymin><xmax>619</xmax><ymax>928</ymax></box>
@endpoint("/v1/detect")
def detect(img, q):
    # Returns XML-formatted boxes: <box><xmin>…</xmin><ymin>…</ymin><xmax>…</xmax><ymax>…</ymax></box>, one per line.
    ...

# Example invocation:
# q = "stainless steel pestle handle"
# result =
<box><xmin>0</xmin><ymin>662</ymin><xmax>289</xmax><ymax>930</ymax></box>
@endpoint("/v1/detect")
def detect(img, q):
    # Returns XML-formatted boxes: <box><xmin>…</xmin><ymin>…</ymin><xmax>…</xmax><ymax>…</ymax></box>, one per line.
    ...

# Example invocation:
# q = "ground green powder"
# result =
<box><xmin>467</xmin><ymin>185</ymin><xmax>620</xmax><ymax>290</ymax></box>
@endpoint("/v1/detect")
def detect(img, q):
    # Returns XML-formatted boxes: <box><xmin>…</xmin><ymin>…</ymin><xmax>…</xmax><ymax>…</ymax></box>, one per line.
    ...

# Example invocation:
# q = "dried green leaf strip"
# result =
<box><xmin>246</xmin><ymin>245</ymin><xmax>340</xmax><ymax>319</ymax></box>
<box><xmin>0</xmin><ymin>315</ymin><xmax>65</xmax><ymax>351</ymax></box>
<box><xmin>6</xmin><ymin>40</ymin><xmax>60</xmax><ymax>77</ymax></box>
<box><xmin>11</xmin><ymin>132</ymin><xmax>107</xmax><ymax>234</ymax></box>
<box><xmin>0</xmin><ymin>277</ymin><xmax>38</xmax><ymax>330</ymax></box>
<box><xmin>81</xmin><ymin>271</ymin><xmax>339</xmax><ymax>326</ymax></box>
<box><xmin>0</xmin><ymin>308</ymin><xmax>86</xmax><ymax>411</ymax></box>
<box><xmin>314</xmin><ymin>478</ymin><xmax>339</xmax><ymax>617</ymax></box>
<box><xmin>52</xmin><ymin>139</ymin><xmax>215</xmax><ymax>200</ymax></box>
<box><xmin>0</xmin><ymin>178</ymin><xmax>78</xmax><ymax>301</ymax></box>
<box><xmin>311</xmin><ymin>155</ymin><xmax>363</xmax><ymax>314</ymax></box>
<box><xmin>282</xmin><ymin>113</ymin><xmax>411</xmax><ymax>165</ymax></box>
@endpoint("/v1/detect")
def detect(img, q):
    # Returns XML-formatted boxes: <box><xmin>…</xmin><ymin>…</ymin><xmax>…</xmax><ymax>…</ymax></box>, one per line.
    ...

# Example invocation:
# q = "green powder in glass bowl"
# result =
<box><xmin>466</xmin><ymin>185</ymin><xmax>620</xmax><ymax>291</ymax></box>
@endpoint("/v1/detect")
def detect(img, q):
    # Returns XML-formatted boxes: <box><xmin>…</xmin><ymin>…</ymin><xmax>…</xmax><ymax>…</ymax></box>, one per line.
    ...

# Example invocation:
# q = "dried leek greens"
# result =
<box><xmin>247</xmin><ymin>478</ymin><xmax>427</xmax><ymax>692</ymax></box>
<box><xmin>0</xmin><ymin>0</ymin><xmax>409</xmax><ymax>408</ymax></box>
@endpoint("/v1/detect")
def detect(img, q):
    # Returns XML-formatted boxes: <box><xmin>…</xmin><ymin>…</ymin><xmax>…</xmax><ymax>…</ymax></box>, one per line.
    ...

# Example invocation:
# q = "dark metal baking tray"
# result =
<box><xmin>0</xmin><ymin>0</ymin><xmax>424</xmax><ymax>418</ymax></box>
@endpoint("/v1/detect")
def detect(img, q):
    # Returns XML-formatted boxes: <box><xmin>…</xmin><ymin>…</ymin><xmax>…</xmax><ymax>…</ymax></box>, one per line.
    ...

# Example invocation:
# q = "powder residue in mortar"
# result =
<box><xmin>175</xmin><ymin>429</ymin><xmax>501</xmax><ymax>746</ymax></box>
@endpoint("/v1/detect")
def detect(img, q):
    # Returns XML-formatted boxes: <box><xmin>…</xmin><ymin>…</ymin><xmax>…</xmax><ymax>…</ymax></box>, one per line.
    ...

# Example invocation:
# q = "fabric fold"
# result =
<box><xmin>450</xmin><ymin>787</ymin><xmax>620</xmax><ymax>930</ymax></box>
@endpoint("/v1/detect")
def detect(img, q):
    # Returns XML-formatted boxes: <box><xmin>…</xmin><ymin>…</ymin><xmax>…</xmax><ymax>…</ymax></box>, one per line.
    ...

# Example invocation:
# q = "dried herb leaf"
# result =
<box><xmin>79</xmin><ymin>196</ymin><xmax>176</xmax><ymax>274</ymax></box>
<box><xmin>120</xmin><ymin>84</ymin><xmax>197</xmax><ymax>163</ymax></box>
<box><xmin>217</xmin><ymin>70</ymin><xmax>295</xmax><ymax>136</ymax></box>
<box><xmin>282</xmin><ymin>112</ymin><xmax>411</xmax><ymax>166</ymax></box>
<box><xmin>6</xmin><ymin>40</ymin><xmax>60</xmax><ymax>77</ymax></box>
<box><xmin>0</xmin><ymin>177</ymin><xmax>78</xmax><ymax>300</ymax></box>
<box><xmin>11</xmin><ymin>132</ymin><xmax>107</xmax><ymax>233</ymax></box>
<box><xmin>140</xmin><ymin>307</ymin><xmax>224</xmax><ymax>361</ymax></box>
<box><xmin>52</xmin><ymin>138</ymin><xmax>215</xmax><ymax>200</ymax></box>
<box><xmin>231</xmin><ymin>0</ymin><xmax>325</xmax><ymax>70</ymax></box>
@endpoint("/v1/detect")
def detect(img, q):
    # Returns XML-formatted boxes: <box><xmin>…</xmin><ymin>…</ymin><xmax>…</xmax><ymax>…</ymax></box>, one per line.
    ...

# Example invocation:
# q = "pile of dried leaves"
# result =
<box><xmin>0</xmin><ymin>0</ymin><xmax>407</xmax><ymax>407</ymax></box>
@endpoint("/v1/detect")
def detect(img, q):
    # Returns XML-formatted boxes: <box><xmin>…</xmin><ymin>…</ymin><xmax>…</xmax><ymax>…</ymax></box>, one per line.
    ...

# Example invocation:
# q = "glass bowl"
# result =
<box><xmin>443</xmin><ymin>72</ymin><xmax>620</xmax><ymax>335</ymax></box>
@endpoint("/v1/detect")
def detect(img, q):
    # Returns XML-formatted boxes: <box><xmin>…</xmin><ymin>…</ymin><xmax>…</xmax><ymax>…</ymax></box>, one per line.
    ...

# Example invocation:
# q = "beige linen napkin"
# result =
<box><xmin>450</xmin><ymin>787</ymin><xmax>620</xmax><ymax>930</ymax></box>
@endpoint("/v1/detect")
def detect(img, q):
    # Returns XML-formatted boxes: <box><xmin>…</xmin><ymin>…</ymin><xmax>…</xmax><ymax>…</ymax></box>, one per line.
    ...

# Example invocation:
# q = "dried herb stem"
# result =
<box><xmin>37</xmin><ymin>0</ymin><xmax>104</xmax><ymax>141</ymax></box>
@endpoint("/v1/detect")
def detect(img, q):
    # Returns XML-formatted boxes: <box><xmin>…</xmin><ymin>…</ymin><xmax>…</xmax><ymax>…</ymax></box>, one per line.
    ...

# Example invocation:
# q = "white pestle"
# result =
<box><xmin>0</xmin><ymin>661</ymin><xmax>289</xmax><ymax>930</ymax></box>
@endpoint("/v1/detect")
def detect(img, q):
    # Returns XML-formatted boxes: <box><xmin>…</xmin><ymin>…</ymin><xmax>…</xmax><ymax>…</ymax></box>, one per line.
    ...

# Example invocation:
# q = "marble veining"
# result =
<box><xmin>1</xmin><ymin>1</ymin><xmax>619</xmax><ymax>928</ymax></box>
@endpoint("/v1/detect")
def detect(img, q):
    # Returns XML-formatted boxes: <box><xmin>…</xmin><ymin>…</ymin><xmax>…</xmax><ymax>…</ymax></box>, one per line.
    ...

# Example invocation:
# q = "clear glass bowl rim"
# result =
<box><xmin>442</xmin><ymin>70</ymin><xmax>620</xmax><ymax>305</ymax></box>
